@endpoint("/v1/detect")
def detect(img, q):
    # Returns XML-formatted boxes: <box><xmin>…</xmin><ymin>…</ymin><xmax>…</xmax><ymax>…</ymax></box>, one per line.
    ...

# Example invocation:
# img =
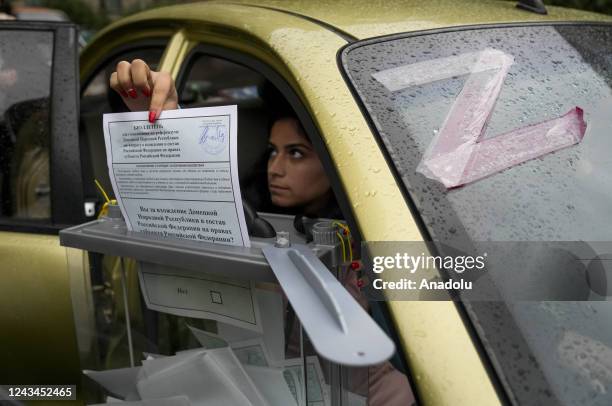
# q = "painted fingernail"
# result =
<box><xmin>142</xmin><ymin>88</ymin><xmax>151</xmax><ymax>97</ymax></box>
<box><xmin>120</xmin><ymin>89</ymin><xmax>129</xmax><ymax>98</ymax></box>
<box><xmin>128</xmin><ymin>88</ymin><xmax>137</xmax><ymax>99</ymax></box>
<box><xmin>148</xmin><ymin>111</ymin><xmax>156</xmax><ymax>123</ymax></box>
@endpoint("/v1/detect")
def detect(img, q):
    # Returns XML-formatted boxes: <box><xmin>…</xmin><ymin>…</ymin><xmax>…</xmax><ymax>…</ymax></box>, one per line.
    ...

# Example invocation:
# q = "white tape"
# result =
<box><xmin>372</xmin><ymin>48</ymin><xmax>513</xmax><ymax>91</ymax></box>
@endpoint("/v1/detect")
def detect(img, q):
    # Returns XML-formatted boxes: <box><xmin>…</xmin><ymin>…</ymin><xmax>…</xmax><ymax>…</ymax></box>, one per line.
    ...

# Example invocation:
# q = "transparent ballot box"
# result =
<box><xmin>60</xmin><ymin>205</ymin><xmax>406</xmax><ymax>406</ymax></box>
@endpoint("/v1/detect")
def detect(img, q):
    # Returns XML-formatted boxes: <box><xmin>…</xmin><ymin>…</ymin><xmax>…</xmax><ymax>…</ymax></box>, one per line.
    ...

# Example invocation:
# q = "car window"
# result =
<box><xmin>342</xmin><ymin>24</ymin><xmax>612</xmax><ymax>405</ymax></box>
<box><xmin>0</xmin><ymin>29</ymin><xmax>53</xmax><ymax>221</ymax></box>
<box><xmin>177</xmin><ymin>53</ymin><xmax>269</xmax><ymax>187</ymax></box>
<box><xmin>80</xmin><ymin>45</ymin><xmax>165</xmax><ymax>210</ymax></box>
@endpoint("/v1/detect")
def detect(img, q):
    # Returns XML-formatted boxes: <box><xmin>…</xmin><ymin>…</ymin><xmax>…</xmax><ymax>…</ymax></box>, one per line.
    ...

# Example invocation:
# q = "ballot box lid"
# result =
<box><xmin>59</xmin><ymin>212</ymin><xmax>337</xmax><ymax>282</ymax></box>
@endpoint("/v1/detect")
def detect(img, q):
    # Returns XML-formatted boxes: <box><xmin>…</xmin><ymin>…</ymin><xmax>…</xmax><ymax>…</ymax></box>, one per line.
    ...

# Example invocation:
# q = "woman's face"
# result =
<box><xmin>267</xmin><ymin>117</ymin><xmax>331</xmax><ymax>212</ymax></box>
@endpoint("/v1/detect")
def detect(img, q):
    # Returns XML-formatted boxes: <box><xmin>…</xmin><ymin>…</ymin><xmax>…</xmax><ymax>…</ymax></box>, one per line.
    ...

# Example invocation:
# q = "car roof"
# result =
<box><xmin>216</xmin><ymin>0</ymin><xmax>612</xmax><ymax>39</ymax></box>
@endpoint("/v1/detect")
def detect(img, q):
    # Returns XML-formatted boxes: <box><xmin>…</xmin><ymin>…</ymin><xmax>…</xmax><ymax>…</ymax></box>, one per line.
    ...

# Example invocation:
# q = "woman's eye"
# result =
<box><xmin>268</xmin><ymin>148</ymin><xmax>278</xmax><ymax>159</ymax></box>
<box><xmin>290</xmin><ymin>149</ymin><xmax>304</xmax><ymax>159</ymax></box>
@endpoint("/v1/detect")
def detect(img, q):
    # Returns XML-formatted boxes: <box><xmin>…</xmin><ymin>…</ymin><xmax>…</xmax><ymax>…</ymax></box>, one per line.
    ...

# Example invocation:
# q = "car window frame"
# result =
<box><xmin>175</xmin><ymin>43</ymin><xmax>361</xmax><ymax>242</ymax></box>
<box><xmin>0</xmin><ymin>20</ymin><xmax>82</xmax><ymax>234</ymax></box>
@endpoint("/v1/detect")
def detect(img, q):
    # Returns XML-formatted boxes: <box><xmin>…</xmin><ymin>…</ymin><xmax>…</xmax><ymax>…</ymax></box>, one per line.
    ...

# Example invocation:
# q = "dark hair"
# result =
<box><xmin>260</xmin><ymin>81</ymin><xmax>309</xmax><ymax>141</ymax></box>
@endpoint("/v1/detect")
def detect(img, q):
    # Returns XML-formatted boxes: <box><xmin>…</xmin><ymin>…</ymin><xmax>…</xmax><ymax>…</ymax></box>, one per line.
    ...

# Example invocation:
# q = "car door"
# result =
<box><xmin>0</xmin><ymin>20</ymin><xmax>85</xmax><ymax>395</ymax></box>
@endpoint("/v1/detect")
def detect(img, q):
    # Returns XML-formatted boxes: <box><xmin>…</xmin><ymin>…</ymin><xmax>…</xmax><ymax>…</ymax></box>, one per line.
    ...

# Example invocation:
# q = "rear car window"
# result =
<box><xmin>0</xmin><ymin>29</ymin><xmax>53</xmax><ymax>220</ymax></box>
<box><xmin>342</xmin><ymin>24</ymin><xmax>612</xmax><ymax>405</ymax></box>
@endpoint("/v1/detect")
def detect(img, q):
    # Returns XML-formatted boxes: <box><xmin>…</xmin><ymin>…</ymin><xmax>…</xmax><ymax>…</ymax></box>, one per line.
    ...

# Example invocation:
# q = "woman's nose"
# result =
<box><xmin>268</xmin><ymin>154</ymin><xmax>286</xmax><ymax>177</ymax></box>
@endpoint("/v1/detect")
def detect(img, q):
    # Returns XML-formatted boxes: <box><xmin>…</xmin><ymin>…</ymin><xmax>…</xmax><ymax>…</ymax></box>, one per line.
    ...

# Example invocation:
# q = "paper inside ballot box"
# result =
<box><xmin>138</xmin><ymin>262</ymin><xmax>263</xmax><ymax>333</ymax></box>
<box><xmin>137</xmin><ymin>348</ymin><xmax>268</xmax><ymax>406</ymax></box>
<box><xmin>83</xmin><ymin>366</ymin><xmax>142</xmax><ymax>401</ymax></box>
<box><xmin>186</xmin><ymin>287</ymin><xmax>284</xmax><ymax>367</ymax></box>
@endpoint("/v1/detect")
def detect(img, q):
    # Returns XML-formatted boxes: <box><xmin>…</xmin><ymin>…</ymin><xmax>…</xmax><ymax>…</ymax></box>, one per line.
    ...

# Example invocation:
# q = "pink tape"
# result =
<box><xmin>460</xmin><ymin>107</ymin><xmax>586</xmax><ymax>186</ymax></box>
<box><xmin>416</xmin><ymin>50</ymin><xmax>587</xmax><ymax>189</ymax></box>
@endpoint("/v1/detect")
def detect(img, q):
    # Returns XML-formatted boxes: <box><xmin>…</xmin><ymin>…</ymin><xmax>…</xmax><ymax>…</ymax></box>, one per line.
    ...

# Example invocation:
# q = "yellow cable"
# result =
<box><xmin>347</xmin><ymin>234</ymin><xmax>353</xmax><ymax>262</ymax></box>
<box><xmin>333</xmin><ymin>221</ymin><xmax>353</xmax><ymax>262</ymax></box>
<box><xmin>336</xmin><ymin>231</ymin><xmax>346</xmax><ymax>262</ymax></box>
<box><xmin>94</xmin><ymin>179</ymin><xmax>111</xmax><ymax>203</ymax></box>
<box><xmin>98</xmin><ymin>202</ymin><xmax>109</xmax><ymax>219</ymax></box>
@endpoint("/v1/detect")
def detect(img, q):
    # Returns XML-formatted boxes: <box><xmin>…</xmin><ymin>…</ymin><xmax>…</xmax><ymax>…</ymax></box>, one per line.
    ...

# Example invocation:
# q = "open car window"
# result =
<box><xmin>177</xmin><ymin>52</ymin><xmax>268</xmax><ymax>186</ymax></box>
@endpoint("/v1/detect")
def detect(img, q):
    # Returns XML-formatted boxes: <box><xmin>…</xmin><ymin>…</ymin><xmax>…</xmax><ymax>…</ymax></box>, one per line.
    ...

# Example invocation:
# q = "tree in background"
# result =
<box><xmin>40</xmin><ymin>0</ymin><xmax>109</xmax><ymax>29</ymax></box>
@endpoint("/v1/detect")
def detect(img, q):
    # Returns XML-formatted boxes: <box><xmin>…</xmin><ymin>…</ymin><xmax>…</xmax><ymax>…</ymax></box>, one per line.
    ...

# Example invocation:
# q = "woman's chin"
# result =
<box><xmin>270</xmin><ymin>195</ymin><xmax>294</xmax><ymax>207</ymax></box>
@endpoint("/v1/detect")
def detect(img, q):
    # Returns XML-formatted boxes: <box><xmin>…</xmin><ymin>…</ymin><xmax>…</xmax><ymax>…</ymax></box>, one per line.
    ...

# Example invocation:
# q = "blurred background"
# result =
<box><xmin>0</xmin><ymin>0</ymin><xmax>611</xmax><ymax>45</ymax></box>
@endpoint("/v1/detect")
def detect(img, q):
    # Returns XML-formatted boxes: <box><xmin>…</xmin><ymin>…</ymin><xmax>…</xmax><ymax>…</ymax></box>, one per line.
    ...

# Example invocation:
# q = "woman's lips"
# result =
<box><xmin>269</xmin><ymin>184</ymin><xmax>290</xmax><ymax>192</ymax></box>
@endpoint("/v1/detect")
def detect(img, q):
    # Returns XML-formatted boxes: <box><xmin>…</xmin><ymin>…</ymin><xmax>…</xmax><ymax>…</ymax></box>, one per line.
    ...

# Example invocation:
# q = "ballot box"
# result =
<box><xmin>60</xmin><ymin>205</ymin><xmax>397</xmax><ymax>406</ymax></box>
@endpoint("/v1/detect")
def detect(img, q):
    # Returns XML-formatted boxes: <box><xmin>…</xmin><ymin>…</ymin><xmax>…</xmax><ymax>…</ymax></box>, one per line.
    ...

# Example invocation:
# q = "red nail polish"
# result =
<box><xmin>357</xmin><ymin>279</ymin><xmax>364</xmax><ymax>288</ymax></box>
<box><xmin>148</xmin><ymin>111</ymin><xmax>156</xmax><ymax>123</ymax></box>
<box><xmin>120</xmin><ymin>90</ymin><xmax>129</xmax><ymax>97</ymax></box>
<box><xmin>128</xmin><ymin>88</ymin><xmax>137</xmax><ymax>99</ymax></box>
<box><xmin>350</xmin><ymin>261</ymin><xmax>360</xmax><ymax>270</ymax></box>
<box><xmin>143</xmin><ymin>88</ymin><xmax>151</xmax><ymax>97</ymax></box>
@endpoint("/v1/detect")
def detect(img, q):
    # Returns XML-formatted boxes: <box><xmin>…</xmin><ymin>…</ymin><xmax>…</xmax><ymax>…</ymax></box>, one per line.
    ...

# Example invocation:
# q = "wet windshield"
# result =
<box><xmin>342</xmin><ymin>24</ymin><xmax>612</xmax><ymax>405</ymax></box>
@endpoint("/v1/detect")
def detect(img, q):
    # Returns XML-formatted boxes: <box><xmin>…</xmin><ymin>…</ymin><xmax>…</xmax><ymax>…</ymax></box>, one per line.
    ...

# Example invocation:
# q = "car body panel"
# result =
<box><xmin>221</xmin><ymin>0</ymin><xmax>612</xmax><ymax>39</ymax></box>
<box><xmin>74</xmin><ymin>2</ymin><xmax>610</xmax><ymax>404</ymax></box>
<box><xmin>0</xmin><ymin>232</ymin><xmax>82</xmax><ymax>399</ymax></box>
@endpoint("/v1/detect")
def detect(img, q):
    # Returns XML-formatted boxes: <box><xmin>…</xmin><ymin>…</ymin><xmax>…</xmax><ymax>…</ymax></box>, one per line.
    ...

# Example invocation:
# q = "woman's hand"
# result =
<box><xmin>110</xmin><ymin>59</ymin><xmax>178</xmax><ymax>123</ymax></box>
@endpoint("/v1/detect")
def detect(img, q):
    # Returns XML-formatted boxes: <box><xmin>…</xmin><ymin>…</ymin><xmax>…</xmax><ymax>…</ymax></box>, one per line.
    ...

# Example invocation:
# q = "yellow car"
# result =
<box><xmin>1</xmin><ymin>0</ymin><xmax>611</xmax><ymax>405</ymax></box>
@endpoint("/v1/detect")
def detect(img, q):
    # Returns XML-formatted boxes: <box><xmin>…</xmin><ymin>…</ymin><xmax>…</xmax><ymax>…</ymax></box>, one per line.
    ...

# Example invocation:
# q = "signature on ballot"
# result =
<box><xmin>199</xmin><ymin>124</ymin><xmax>227</xmax><ymax>155</ymax></box>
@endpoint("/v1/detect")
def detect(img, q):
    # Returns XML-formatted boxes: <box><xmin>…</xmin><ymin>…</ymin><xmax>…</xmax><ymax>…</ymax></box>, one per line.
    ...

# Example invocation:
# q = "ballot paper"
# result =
<box><xmin>142</xmin><ymin>352</ymin><xmax>165</xmax><ymax>360</ymax></box>
<box><xmin>187</xmin><ymin>324</ymin><xmax>270</xmax><ymax>366</ymax></box>
<box><xmin>83</xmin><ymin>366</ymin><xmax>142</xmax><ymax>401</ymax></box>
<box><xmin>231</xmin><ymin>338</ymin><xmax>271</xmax><ymax>367</ymax></box>
<box><xmin>283</xmin><ymin>357</ymin><xmax>330</xmax><ymax>406</ymax></box>
<box><xmin>245</xmin><ymin>365</ymin><xmax>299</xmax><ymax>406</ymax></box>
<box><xmin>187</xmin><ymin>325</ymin><xmax>228</xmax><ymax>349</ymax></box>
<box><xmin>139</xmin><ymin>263</ymin><xmax>263</xmax><ymax>332</ymax></box>
<box><xmin>137</xmin><ymin>348</ymin><xmax>268</xmax><ymax>406</ymax></box>
<box><xmin>103</xmin><ymin>106</ymin><xmax>250</xmax><ymax>247</ymax></box>
<box><xmin>216</xmin><ymin>288</ymin><xmax>285</xmax><ymax>365</ymax></box>
<box><xmin>87</xmin><ymin>324</ymin><xmax>311</xmax><ymax>406</ymax></box>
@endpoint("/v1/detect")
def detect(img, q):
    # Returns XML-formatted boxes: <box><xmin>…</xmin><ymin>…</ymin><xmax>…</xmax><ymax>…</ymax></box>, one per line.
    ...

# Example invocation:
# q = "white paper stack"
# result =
<box><xmin>85</xmin><ymin>289</ymin><xmax>338</xmax><ymax>406</ymax></box>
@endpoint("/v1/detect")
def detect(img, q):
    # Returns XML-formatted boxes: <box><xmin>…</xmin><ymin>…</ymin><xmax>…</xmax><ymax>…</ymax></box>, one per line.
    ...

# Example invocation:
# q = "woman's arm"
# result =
<box><xmin>109</xmin><ymin>59</ymin><xmax>178</xmax><ymax>122</ymax></box>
